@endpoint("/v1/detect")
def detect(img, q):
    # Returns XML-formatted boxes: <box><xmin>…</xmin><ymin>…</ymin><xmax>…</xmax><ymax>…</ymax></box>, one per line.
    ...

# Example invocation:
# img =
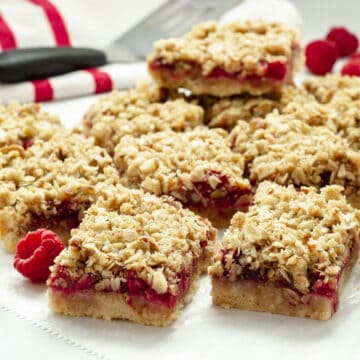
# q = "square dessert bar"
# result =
<box><xmin>48</xmin><ymin>187</ymin><xmax>217</xmax><ymax>326</ymax></box>
<box><xmin>0</xmin><ymin>133</ymin><xmax>119</xmax><ymax>252</ymax></box>
<box><xmin>113</xmin><ymin>127</ymin><xmax>252</xmax><ymax>227</ymax></box>
<box><xmin>201</xmin><ymin>85</ymin><xmax>304</xmax><ymax>130</ymax></box>
<box><xmin>0</xmin><ymin>102</ymin><xmax>63</xmax><ymax>150</ymax></box>
<box><xmin>209</xmin><ymin>182</ymin><xmax>360</xmax><ymax>320</ymax></box>
<box><xmin>81</xmin><ymin>82</ymin><xmax>204</xmax><ymax>155</ymax></box>
<box><xmin>303</xmin><ymin>74</ymin><xmax>360</xmax><ymax>104</ymax></box>
<box><xmin>148</xmin><ymin>20</ymin><xmax>301</xmax><ymax>96</ymax></box>
<box><xmin>301</xmin><ymin>75</ymin><xmax>360</xmax><ymax>151</ymax></box>
<box><xmin>229</xmin><ymin>112</ymin><xmax>360</xmax><ymax>207</ymax></box>
<box><xmin>201</xmin><ymin>93</ymin><xmax>282</xmax><ymax>130</ymax></box>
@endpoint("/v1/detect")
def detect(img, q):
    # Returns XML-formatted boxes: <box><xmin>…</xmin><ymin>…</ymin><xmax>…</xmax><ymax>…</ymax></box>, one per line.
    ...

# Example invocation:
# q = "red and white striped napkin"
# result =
<box><xmin>0</xmin><ymin>0</ymin><xmax>162</xmax><ymax>103</ymax></box>
<box><xmin>0</xmin><ymin>0</ymin><xmax>301</xmax><ymax>103</ymax></box>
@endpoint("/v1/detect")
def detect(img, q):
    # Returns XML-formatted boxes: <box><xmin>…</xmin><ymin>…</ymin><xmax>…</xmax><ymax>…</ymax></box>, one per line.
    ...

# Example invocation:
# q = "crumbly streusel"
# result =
<box><xmin>114</xmin><ymin>127</ymin><xmax>249</xmax><ymax>201</ymax></box>
<box><xmin>0</xmin><ymin>102</ymin><xmax>64</xmax><ymax>148</ymax></box>
<box><xmin>149</xmin><ymin>20</ymin><xmax>300</xmax><ymax>76</ymax></box>
<box><xmin>0</xmin><ymin>133</ymin><xmax>119</xmax><ymax>251</ymax></box>
<box><xmin>300</xmin><ymin>75</ymin><xmax>360</xmax><ymax>150</ymax></box>
<box><xmin>202</xmin><ymin>85</ymin><xmax>305</xmax><ymax>130</ymax></box>
<box><xmin>209</xmin><ymin>182</ymin><xmax>360</xmax><ymax>294</ymax></box>
<box><xmin>81</xmin><ymin>82</ymin><xmax>204</xmax><ymax>154</ymax></box>
<box><xmin>229</xmin><ymin>111</ymin><xmax>360</xmax><ymax>201</ymax></box>
<box><xmin>303</xmin><ymin>74</ymin><xmax>360</xmax><ymax>104</ymax></box>
<box><xmin>49</xmin><ymin>186</ymin><xmax>216</xmax><ymax>296</ymax></box>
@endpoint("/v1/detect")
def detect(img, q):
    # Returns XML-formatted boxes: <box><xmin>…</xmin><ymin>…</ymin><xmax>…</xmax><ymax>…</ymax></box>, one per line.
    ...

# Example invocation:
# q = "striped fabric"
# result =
<box><xmin>0</xmin><ymin>0</ymin><xmax>154</xmax><ymax>102</ymax></box>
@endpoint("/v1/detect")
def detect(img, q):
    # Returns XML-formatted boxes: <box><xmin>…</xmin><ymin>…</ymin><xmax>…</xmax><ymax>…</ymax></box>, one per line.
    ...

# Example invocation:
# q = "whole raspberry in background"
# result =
<box><xmin>341</xmin><ymin>61</ymin><xmax>360</xmax><ymax>77</ymax></box>
<box><xmin>350</xmin><ymin>52</ymin><xmax>360</xmax><ymax>62</ymax></box>
<box><xmin>326</xmin><ymin>27</ymin><xmax>359</xmax><ymax>57</ymax></box>
<box><xmin>14</xmin><ymin>229</ymin><xmax>64</xmax><ymax>282</ymax></box>
<box><xmin>305</xmin><ymin>40</ymin><xmax>338</xmax><ymax>75</ymax></box>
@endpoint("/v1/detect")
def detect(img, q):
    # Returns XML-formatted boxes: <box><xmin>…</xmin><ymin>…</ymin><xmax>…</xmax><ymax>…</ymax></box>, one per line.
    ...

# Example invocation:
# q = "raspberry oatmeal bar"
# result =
<box><xmin>229</xmin><ymin>112</ymin><xmax>360</xmax><ymax>207</ymax></box>
<box><xmin>0</xmin><ymin>133</ymin><xmax>119</xmax><ymax>252</ymax></box>
<box><xmin>201</xmin><ymin>93</ymin><xmax>282</xmax><ymax>130</ymax></box>
<box><xmin>209</xmin><ymin>182</ymin><xmax>360</xmax><ymax>320</ymax></box>
<box><xmin>48</xmin><ymin>187</ymin><xmax>216</xmax><ymax>326</ymax></box>
<box><xmin>201</xmin><ymin>85</ymin><xmax>304</xmax><ymax>130</ymax></box>
<box><xmin>114</xmin><ymin>127</ymin><xmax>252</xmax><ymax>227</ymax></box>
<box><xmin>81</xmin><ymin>82</ymin><xmax>204</xmax><ymax>155</ymax></box>
<box><xmin>303</xmin><ymin>74</ymin><xmax>360</xmax><ymax>104</ymax></box>
<box><xmin>0</xmin><ymin>102</ymin><xmax>63</xmax><ymax>150</ymax></box>
<box><xmin>301</xmin><ymin>75</ymin><xmax>360</xmax><ymax>150</ymax></box>
<box><xmin>148</xmin><ymin>20</ymin><xmax>301</xmax><ymax>96</ymax></box>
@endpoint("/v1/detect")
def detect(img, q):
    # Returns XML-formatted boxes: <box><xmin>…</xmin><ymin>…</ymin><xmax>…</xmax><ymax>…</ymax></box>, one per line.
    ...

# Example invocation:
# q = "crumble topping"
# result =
<box><xmin>81</xmin><ymin>82</ymin><xmax>204</xmax><ymax>154</ymax></box>
<box><xmin>0</xmin><ymin>133</ymin><xmax>119</xmax><ymax>226</ymax></box>
<box><xmin>300</xmin><ymin>75</ymin><xmax>360</xmax><ymax>150</ymax></box>
<box><xmin>0</xmin><ymin>102</ymin><xmax>63</xmax><ymax>148</ymax></box>
<box><xmin>114</xmin><ymin>127</ymin><xmax>249</xmax><ymax>201</ymax></box>
<box><xmin>303</xmin><ymin>74</ymin><xmax>360</xmax><ymax>104</ymax></box>
<box><xmin>49</xmin><ymin>187</ymin><xmax>216</xmax><ymax>296</ymax></box>
<box><xmin>148</xmin><ymin>20</ymin><xmax>300</xmax><ymax>76</ymax></box>
<box><xmin>229</xmin><ymin>111</ymin><xmax>360</xmax><ymax>199</ymax></box>
<box><xmin>202</xmin><ymin>94</ymin><xmax>282</xmax><ymax>129</ymax></box>
<box><xmin>202</xmin><ymin>85</ymin><xmax>304</xmax><ymax>130</ymax></box>
<box><xmin>209</xmin><ymin>181</ymin><xmax>360</xmax><ymax>294</ymax></box>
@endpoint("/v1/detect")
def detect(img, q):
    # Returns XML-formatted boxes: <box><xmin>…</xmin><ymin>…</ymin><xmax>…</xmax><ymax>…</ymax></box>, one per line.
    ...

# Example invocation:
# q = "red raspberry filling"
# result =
<box><xmin>326</xmin><ymin>26</ymin><xmax>359</xmax><ymax>57</ymax></box>
<box><xmin>30</xmin><ymin>200</ymin><xmax>82</xmax><ymax>232</ymax></box>
<box><xmin>305</xmin><ymin>40</ymin><xmax>338</xmax><ymax>75</ymax></box>
<box><xmin>189</xmin><ymin>170</ymin><xmax>252</xmax><ymax>215</ymax></box>
<box><xmin>150</xmin><ymin>58</ymin><xmax>288</xmax><ymax>83</ymax></box>
<box><xmin>220</xmin><ymin>250</ymin><xmax>342</xmax><ymax>313</ymax></box>
<box><xmin>21</xmin><ymin>139</ymin><xmax>34</xmax><ymax>150</ymax></box>
<box><xmin>48</xmin><ymin>266</ymin><xmax>194</xmax><ymax>310</ymax></box>
<box><xmin>14</xmin><ymin>229</ymin><xmax>64</xmax><ymax>282</ymax></box>
<box><xmin>206</xmin><ymin>62</ymin><xmax>287</xmax><ymax>81</ymax></box>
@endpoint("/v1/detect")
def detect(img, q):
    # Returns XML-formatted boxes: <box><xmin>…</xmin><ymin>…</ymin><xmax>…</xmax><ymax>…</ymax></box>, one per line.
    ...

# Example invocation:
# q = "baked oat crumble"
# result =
<box><xmin>148</xmin><ymin>20</ymin><xmax>301</xmax><ymax>96</ymax></box>
<box><xmin>0</xmin><ymin>102</ymin><xmax>64</xmax><ymax>149</ymax></box>
<box><xmin>49</xmin><ymin>186</ymin><xmax>216</xmax><ymax>296</ymax></box>
<box><xmin>202</xmin><ymin>85</ymin><xmax>306</xmax><ymax>130</ymax></box>
<box><xmin>149</xmin><ymin>20</ymin><xmax>300</xmax><ymax>77</ymax></box>
<box><xmin>114</xmin><ymin>127</ymin><xmax>251</xmax><ymax>225</ymax></box>
<box><xmin>0</xmin><ymin>132</ymin><xmax>119</xmax><ymax>252</ymax></box>
<box><xmin>209</xmin><ymin>181</ymin><xmax>360</xmax><ymax>295</ymax></box>
<box><xmin>229</xmin><ymin>111</ymin><xmax>360</xmax><ymax>205</ymax></box>
<box><xmin>300</xmin><ymin>75</ymin><xmax>360</xmax><ymax>150</ymax></box>
<box><xmin>81</xmin><ymin>82</ymin><xmax>204</xmax><ymax>155</ymax></box>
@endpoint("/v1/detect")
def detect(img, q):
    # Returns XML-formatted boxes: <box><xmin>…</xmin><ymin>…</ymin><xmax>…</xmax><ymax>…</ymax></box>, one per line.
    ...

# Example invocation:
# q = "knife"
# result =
<box><xmin>0</xmin><ymin>0</ymin><xmax>240</xmax><ymax>83</ymax></box>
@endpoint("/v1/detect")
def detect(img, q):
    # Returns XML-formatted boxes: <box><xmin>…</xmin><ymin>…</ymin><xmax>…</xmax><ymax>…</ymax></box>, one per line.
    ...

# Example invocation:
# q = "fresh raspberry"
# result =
<box><xmin>341</xmin><ymin>61</ymin><xmax>360</xmax><ymax>76</ymax></box>
<box><xmin>326</xmin><ymin>27</ymin><xmax>359</xmax><ymax>57</ymax></box>
<box><xmin>350</xmin><ymin>52</ymin><xmax>360</xmax><ymax>61</ymax></box>
<box><xmin>14</xmin><ymin>229</ymin><xmax>64</xmax><ymax>282</ymax></box>
<box><xmin>305</xmin><ymin>40</ymin><xmax>338</xmax><ymax>75</ymax></box>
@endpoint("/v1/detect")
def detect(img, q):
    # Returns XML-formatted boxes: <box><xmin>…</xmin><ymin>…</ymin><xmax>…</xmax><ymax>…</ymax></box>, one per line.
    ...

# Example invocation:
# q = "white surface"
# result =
<box><xmin>1</xmin><ymin>244</ymin><xmax>360</xmax><ymax>360</ymax></box>
<box><xmin>1</xmin><ymin>1</ymin><xmax>360</xmax><ymax>359</ymax></box>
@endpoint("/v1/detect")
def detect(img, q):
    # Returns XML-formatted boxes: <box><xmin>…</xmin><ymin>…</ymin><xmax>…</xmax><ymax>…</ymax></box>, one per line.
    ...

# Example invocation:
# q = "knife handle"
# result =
<box><xmin>0</xmin><ymin>47</ymin><xmax>107</xmax><ymax>83</ymax></box>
